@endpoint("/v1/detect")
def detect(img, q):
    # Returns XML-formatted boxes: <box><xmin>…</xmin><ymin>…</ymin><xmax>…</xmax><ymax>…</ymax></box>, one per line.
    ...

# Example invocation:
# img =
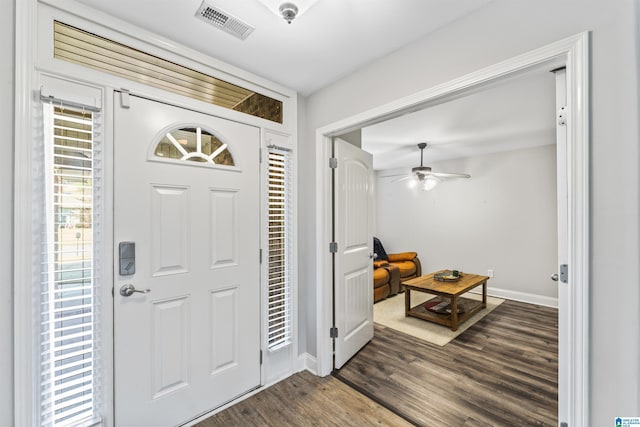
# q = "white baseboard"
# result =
<box><xmin>471</xmin><ymin>287</ymin><xmax>558</xmax><ymax>308</ymax></box>
<box><xmin>298</xmin><ymin>352</ymin><xmax>318</xmax><ymax>375</ymax></box>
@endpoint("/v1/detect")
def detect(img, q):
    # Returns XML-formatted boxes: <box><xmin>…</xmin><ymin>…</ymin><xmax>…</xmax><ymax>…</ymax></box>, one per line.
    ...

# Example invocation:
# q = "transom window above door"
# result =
<box><xmin>153</xmin><ymin>126</ymin><xmax>235</xmax><ymax>166</ymax></box>
<box><xmin>54</xmin><ymin>21</ymin><xmax>284</xmax><ymax>124</ymax></box>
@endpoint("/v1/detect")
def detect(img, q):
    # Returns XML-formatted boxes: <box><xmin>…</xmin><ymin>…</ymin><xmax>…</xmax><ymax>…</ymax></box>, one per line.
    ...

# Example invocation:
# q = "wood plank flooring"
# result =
<box><xmin>194</xmin><ymin>370</ymin><xmax>412</xmax><ymax>426</ymax></box>
<box><xmin>335</xmin><ymin>299</ymin><xmax>558</xmax><ymax>426</ymax></box>
<box><xmin>196</xmin><ymin>299</ymin><xmax>557</xmax><ymax>427</ymax></box>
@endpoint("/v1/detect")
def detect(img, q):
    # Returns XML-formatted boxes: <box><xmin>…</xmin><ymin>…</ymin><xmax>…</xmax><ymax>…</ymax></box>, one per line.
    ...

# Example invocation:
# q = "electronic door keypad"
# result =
<box><xmin>119</xmin><ymin>242</ymin><xmax>136</xmax><ymax>276</ymax></box>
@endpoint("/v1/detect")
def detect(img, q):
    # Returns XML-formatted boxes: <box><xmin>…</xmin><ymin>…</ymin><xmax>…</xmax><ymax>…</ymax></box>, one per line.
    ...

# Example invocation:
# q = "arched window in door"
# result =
<box><xmin>153</xmin><ymin>126</ymin><xmax>234</xmax><ymax>166</ymax></box>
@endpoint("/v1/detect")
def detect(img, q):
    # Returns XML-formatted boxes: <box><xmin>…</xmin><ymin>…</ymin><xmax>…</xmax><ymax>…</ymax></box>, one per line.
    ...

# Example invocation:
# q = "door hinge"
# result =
<box><xmin>259</xmin><ymin>248</ymin><xmax>263</xmax><ymax>264</ymax></box>
<box><xmin>260</xmin><ymin>350</ymin><xmax>263</xmax><ymax>365</ymax></box>
<box><xmin>329</xmin><ymin>242</ymin><xmax>338</xmax><ymax>253</ymax></box>
<box><xmin>560</xmin><ymin>422</ymin><xmax>568</xmax><ymax>427</ymax></box>
<box><xmin>329</xmin><ymin>157</ymin><xmax>338</xmax><ymax>168</ymax></box>
<box><xmin>560</xmin><ymin>264</ymin><xmax>568</xmax><ymax>283</ymax></box>
<box><xmin>557</xmin><ymin>105</ymin><xmax>567</xmax><ymax>126</ymax></box>
<box><xmin>120</xmin><ymin>89</ymin><xmax>131</xmax><ymax>109</ymax></box>
<box><xmin>259</xmin><ymin>147</ymin><xmax>263</xmax><ymax>163</ymax></box>
<box><xmin>330</xmin><ymin>327</ymin><xmax>338</xmax><ymax>338</ymax></box>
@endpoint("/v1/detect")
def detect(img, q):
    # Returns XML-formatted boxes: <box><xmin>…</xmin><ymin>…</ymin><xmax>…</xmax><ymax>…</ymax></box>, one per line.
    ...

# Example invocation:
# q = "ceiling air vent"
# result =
<box><xmin>195</xmin><ymin>1</ymin><xmax>255</xmax><ymax>40</ymax></box>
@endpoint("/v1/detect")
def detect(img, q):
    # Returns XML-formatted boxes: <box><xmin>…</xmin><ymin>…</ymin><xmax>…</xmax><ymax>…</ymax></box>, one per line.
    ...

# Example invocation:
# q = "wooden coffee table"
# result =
<box><xmin>403</xmin><ymin>271</ymin><xmax>489</xmax><ymax>331</ymax></box>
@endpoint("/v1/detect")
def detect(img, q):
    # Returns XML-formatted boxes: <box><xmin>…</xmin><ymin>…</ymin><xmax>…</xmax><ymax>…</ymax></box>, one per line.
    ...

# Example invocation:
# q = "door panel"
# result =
<box><xmin>209</xmin><ymin>287</ymin><xmax>238</xmax><ymax>372</ymax></box>
<box><xmin>150</xmin><ymin>185</ymin><xmax>189</xmax><ymax>275</ymax></box>
<box><xmin>114</xmin><ymin>94</ymin><xmax>260</xmax><ymax>426</ymax></box>
<box><xmin>150</xmin><ymin>296</ymin><xmax>190</xmax><ymax>398</ymax></box>
<box><xmin>344</xmin><ymin>270</ymin><xmax>371</xmax><ymax>339</ymax></box>
<box><xmin>209</xmin><ymin>189</ymin><xmax>238</xmax><ymax>267</ymax></box>
<box><xmin>334</xmin><ymin>138</ymin><xmax>374</xmax><ymax>369</ymax></box>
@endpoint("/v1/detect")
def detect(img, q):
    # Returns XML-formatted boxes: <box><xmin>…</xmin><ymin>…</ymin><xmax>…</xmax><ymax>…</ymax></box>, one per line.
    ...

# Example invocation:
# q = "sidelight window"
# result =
<box><xmin>39</xmin><ymin>102</ymin><xmax>102</xmax><ymax>426</ymax></box>
<box><xmin>267</xmin><ymin>146</ymin><xmax>293</xmax><ymax>349</ymax></box>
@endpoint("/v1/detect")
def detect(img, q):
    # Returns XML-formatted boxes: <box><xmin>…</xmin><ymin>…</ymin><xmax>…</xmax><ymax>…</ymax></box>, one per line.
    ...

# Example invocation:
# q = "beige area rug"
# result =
<box><xmin>374</xmin><ymin>292</ymin><xmax>504</xmax><ymax>346</ymax></box>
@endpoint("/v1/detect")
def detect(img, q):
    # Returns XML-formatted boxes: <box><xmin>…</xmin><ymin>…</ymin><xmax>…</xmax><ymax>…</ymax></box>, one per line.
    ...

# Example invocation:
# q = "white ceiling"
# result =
<box><xmin>362</xmin><ymin>68</ymin><xmax>557</xmax><ymax>171</ymax></box>
<box><xmin>71</xmin><ymin>0</ymin><xmax>555</xmax><ymax>171</ymax></box>
<box><xmin>72</xmin><ymin>0</ymin><xmax>493</xmax><ymax>95</ymax></box>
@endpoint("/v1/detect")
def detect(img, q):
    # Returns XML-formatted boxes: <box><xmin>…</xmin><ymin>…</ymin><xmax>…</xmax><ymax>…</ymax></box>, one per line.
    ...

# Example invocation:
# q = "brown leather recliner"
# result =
<box><xmin>387</xmin><ymin>251</ymin><xmax>422</xmax><ymax>283</ymax></box>
<box><xmin>372</xmin><ymin>237</ymin><xmax>422</xmax><ymax>302</ymax></box>
<box><xmin>373</xmin><ymin>260</ymin><xmax>400</xmax><ymax>303</ymax></box>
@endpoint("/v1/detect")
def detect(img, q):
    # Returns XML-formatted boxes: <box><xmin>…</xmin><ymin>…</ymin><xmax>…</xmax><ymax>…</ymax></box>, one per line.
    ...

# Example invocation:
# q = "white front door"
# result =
<box><xmin>333</xmin><ymin>138</ymin><xmax>374</xmax><ymax>369</ymax></box>
<box><xmin>113</xmin><ymin>94</ymin><xmax>261</xmax><ymax>426</ymax></box>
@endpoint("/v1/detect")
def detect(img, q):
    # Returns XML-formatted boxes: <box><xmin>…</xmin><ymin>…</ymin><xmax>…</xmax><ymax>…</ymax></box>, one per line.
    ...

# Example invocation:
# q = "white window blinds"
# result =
<box><xmin>40</xmin><ymin>102</ymin><xmax>101</xmax><ymax>426</ymax></box>
<box><xmin>267</xmin><ymin>147</ymin><xmax>292</xmax><ymax>349</ymax></box>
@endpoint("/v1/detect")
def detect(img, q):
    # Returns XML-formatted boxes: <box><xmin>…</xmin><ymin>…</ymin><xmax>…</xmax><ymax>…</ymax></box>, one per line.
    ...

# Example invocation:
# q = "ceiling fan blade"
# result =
<box><xmin>429</xmin><ymin>171</ymin><xmax>471</xmax><ymax>179</ymax></box>
<box><xmin>390</xmin><ymin>175</ymin><xmax>413</xmax><ymax>183</ymax></box>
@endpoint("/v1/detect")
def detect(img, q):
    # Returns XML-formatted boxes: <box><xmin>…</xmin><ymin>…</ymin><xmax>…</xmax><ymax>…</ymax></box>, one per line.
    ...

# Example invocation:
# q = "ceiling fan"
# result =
<box><xmin>394</xmin><ymin>143</ymin><xmax>470</xmax><ymax>191</ymax></box>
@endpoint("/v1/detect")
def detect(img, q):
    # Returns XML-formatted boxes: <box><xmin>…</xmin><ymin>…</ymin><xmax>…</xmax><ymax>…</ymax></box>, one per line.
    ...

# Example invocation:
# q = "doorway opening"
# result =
<box><xmin>315</xmin><ymin>32</ymin><xmax>589</xmax><ymax>426</ymax></box>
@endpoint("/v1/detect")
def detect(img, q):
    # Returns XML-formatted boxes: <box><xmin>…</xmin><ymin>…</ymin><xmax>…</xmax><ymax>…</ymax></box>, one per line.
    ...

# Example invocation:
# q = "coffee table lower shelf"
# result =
<box><xmin>406</xmin><ymin>297</ymin><xmax>484</xmax><ymax>331</ymax></box>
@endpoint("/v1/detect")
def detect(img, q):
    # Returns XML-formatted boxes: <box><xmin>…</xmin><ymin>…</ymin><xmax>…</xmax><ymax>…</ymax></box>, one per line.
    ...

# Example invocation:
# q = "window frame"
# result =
<box><xmin>39</xmin><ymin>100</ymin><xmax>103</xmax><ymax>426</ymax></box>
<box><xmin>148</xmin><ymin>124</ymin><xmax>239</xmax><ymax>170</ymax></box>
<box><xmin>266</xmin><ymin>145</ymin><xmax>293</xmax><ymax>350</ymax></box>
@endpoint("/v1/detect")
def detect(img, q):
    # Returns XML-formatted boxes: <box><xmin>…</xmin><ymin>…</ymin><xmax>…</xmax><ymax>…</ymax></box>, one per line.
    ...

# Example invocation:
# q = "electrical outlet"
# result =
<box><xmin>488</xmin><ymin>269</ymin><xmax>494</xmax><ymax>278</ymax></box>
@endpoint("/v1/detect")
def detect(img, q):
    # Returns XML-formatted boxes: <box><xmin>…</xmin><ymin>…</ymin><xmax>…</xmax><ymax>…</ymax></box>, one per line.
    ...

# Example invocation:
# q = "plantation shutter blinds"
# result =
<box><xmin>267</xmin><ymin>146</ymin><xmax>292</xmax><ymax>349</ymax></box>
<box><xmin>40</xmin><ymin>101</ymin><xmax>102</xmax><ymax>426</ymax></box>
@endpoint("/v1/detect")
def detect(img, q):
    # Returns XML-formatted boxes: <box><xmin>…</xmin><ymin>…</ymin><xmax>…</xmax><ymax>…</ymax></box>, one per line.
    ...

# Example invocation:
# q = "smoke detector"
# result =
<box><xmin>195</xmin><ymin>1</ymin><xmax>255</xmax><ymax>40</ymax></box>
<box><xmin>279</xmin><ymin>2</ymin><xmax>299</xmax><ymax>24</ymax></box>
<box><xmin>256</xmin><ymin>0</ymin><xmax>320</xmax><ymax>24</ymax></box>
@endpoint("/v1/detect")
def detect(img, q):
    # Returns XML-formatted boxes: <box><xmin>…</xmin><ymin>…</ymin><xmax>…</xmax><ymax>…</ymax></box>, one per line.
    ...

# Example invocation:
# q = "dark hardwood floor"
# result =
<box><xmin>195</xmin><ymin>369</ymin><xmax>412</xmax><ymax>426</ymax></box>
<box><xmin>335</xmin><ymin>299</ymin><xmax>558</xmax><ymax>426</ymax></box>
<box><xmin>197</xmin><ymin>299</ymin><xmax>557</xmax><ymax>427</ymax></box>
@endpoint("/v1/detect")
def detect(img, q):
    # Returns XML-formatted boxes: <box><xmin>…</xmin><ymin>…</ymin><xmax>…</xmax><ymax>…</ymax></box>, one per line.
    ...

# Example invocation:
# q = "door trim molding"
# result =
<box><xmin>315</xmin><ymin>32</ymin><xmax>589</xmax><ymax>426</ymax></box>
<box><xmin>13</xmin><ymin>0</ymin><xmax>38</xmax><ymax>425</ymax></box>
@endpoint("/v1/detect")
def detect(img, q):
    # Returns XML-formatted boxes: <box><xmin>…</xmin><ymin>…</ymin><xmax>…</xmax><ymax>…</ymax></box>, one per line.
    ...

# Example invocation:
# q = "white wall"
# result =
<box><xmin>336</xmin><ymin>129</ymin><xmax>362</xmax><ymax>148</ymax></box>
<box><xmin>301</xmin><ymin>0</ymin><xmax>640</xmax><ymax>424</ymax></box>
<box><xmin>1</xmin><ymin>1</ymin><xmax>14</xmax><ymax>425</ymax></box>
<box><xmin>376</xmin><ymin>145</ymin><xmax>558</xmax><ymax>305</ymax></box>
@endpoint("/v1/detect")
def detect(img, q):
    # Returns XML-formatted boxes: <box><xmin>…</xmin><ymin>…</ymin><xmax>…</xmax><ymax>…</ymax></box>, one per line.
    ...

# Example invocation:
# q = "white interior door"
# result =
<box><xmin>554</xmin><ymin>68</ymin><xmax>569</xmax><ymax>425</ymax></box>
<box><xmin>113</xmin><ymin>94</ymin><xmax>261</xmax><ymax>426</ymax></box>
<box><xmin>333</xmin><ymin>138</ymin><xmax>374</xmax><ymax>369</ymax></box>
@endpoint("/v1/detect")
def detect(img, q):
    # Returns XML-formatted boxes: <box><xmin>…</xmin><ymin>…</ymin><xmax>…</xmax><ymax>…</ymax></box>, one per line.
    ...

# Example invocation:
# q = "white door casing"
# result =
<box><xmin>113</xmin><ymin>94</ymin><xmax>261</xmax><ymax>426</ymax></box>
<box><xmin>554</xmin><ymin>68</ymin><xmax>569</xmax><ymax>424</ymax></box>
<box><xmin>333</xmin><ymin>138</ymin><xmax>374</xmax><ymax>369</ymax></box>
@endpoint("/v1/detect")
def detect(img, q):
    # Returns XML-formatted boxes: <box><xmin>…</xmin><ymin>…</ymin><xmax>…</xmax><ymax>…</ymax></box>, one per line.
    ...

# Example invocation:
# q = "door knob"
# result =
<box><xmin>550</xmin><ymin>273</ymin><xmax>559</xmax><ymax>282</ymax></box>
<box><xmin>120</xmin><ymin>283</ymin><xmax>151</xmax><ymax>297</ymax></box>
<box><xmin>370</xmin><ymin>252</ymin><xmax>377</xmax><ymax>259</ymax></box>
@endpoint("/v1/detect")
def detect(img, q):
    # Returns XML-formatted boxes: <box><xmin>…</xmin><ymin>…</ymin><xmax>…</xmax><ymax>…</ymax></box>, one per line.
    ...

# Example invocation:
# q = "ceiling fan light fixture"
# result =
<box><xmin>421</xmin><ymin>177</ymin><xmax>438</xmax><ymax>191</ymax></box>
<box><xmin>397</xmin><ymin>142</ymin><xmax>469</xmax><ymax>191</ymax></box>
<box><xmin>412</xmin><ymin>165</ymin><xmax>431</xmax><ymax>174</ymax></box>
